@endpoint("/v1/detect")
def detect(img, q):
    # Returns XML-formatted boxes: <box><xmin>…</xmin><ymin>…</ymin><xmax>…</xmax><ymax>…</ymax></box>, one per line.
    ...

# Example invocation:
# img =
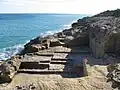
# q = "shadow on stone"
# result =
<box><xmin>60</xmin><ymin>46</ymin><xmax>90</xmax><ymax>78</ymax></box>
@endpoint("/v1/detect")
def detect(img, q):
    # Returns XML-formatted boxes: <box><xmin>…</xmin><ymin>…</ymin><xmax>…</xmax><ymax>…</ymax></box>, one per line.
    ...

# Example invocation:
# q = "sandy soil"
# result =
<box><xmin>0</xmin><ymin>65</ymin><xmax>113</xmax><ymax>90</ymax></box>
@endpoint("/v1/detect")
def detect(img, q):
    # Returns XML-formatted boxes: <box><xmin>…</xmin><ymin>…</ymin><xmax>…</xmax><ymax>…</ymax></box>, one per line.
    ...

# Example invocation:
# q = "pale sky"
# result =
<box><xmin>0</xmin><ymin>0</ymin><xmax>120</xmax><ymax>14</ymax></box>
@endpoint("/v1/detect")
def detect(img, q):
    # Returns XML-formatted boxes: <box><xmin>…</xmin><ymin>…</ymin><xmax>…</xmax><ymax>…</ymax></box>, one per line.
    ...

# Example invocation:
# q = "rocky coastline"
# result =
<box><xmin>1</xmin><ymin>9</ymin><xmax>120</xmax><ymax>90</ymax></box>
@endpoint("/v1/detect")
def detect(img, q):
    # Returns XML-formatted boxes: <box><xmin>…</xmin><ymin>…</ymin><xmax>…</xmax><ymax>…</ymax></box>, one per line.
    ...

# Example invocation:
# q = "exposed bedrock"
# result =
<box><xmin>21</xmin><ymin>29</ymin><xmax>89</xmax><ymax>54</ymax></box>
<box><xmin>107</xmin><ymin>63</ymin><xmax>120</xmax><ymax>89</ymax></box>
<box><xmin>1</xmin><ymin>9</ymin><xmax>120</xmax><ymax>84</ymax></box>
<box><xmin>21</xmin><ymin>9</ymin><xmax>120</xmax><ymax>58</ymax></box>
<box><xmin>89</xmin><ymin>16</ymin><xmax>120</xmax><ymax>58</ymax></box>
<box><xmin>0</xmin><ymin>55</ymin><xmax>22</xmax><ymax>82</ymax></box>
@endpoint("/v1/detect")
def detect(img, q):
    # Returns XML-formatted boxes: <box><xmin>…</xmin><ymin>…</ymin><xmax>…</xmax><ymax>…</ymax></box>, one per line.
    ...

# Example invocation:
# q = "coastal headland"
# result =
<box><xmin>1</xmin><ymin>9</ymin><xmax>120</xmax><ymax>90</ymax></box>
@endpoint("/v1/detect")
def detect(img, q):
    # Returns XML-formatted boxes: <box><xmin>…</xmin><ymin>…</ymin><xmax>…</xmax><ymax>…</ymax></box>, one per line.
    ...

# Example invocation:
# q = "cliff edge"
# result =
<box><xmin>1</xmin><ymin>9</ymin><xmax>120</xmax><ymax>90</ymax></box>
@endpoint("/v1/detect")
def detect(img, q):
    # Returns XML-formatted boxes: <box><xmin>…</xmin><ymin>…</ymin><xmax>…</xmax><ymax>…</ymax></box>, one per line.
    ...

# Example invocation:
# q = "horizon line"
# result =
<box><xmin>0</xmin><ymin>12</ymin><xmax>93</xmax><ymax>15</ymax></box>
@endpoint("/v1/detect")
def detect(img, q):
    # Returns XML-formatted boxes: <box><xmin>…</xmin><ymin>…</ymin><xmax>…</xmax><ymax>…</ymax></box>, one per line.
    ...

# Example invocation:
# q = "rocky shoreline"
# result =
<box><xmin>1</xmin><ymin>9</ymin><xmax>120</xmax><ymax>90</ymax></box>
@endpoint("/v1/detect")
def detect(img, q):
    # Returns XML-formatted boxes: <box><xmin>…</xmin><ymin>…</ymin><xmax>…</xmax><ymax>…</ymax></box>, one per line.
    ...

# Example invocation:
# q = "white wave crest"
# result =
<box><xmin>0</xmin><ymin>19</ymin><xmax>78</xmax><ymax>61</ymax></box>
<box><xmin>62</xmin><ymin>19</ymin><xmax>78</xmax><ymax>29</ymax></box>
<box><xmin>0</xmin><ymin>44</ymin><xmax>24</xmax><ymax>60</ymax></box>
<box><xmin>40</xmin><ymin>29</ymin><xmax>62</xmax><ymax>37</ymax></box>
<box><xmin>40</xmin><ymin>20</ymin><xmax>77</xmax><ymax>37</ymax></box>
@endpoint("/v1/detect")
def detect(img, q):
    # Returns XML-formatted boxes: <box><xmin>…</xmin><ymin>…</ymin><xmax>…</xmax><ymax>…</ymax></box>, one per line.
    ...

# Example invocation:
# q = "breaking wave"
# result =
<box><xmin>0</xmin><ymin>44</ymin><xmax>24</xmax><ymax>60</ymax></box>
<box><xmin>0</xmin><ymin>20</ymin><xmax>76</xmax><ymax>61</ymax></box>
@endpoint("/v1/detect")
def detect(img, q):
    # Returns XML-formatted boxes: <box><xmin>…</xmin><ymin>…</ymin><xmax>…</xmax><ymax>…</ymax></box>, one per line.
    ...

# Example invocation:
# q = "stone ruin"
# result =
<box><xmin>1</xmin><ymin>9</ymin><xmax>120</xmax><ymax>87</ymax></box>
<box><xmin>0</xmin><ymin>44</ymin><xmax>91</xmax><ymax>83</ymax></box>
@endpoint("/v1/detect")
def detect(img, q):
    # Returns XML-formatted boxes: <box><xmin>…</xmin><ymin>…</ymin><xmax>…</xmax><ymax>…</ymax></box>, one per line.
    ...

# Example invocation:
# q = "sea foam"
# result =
<box><xmin>0</xmin><ymin>19</ymin><xmax>77</xmax><ymax>60</ymax></box>
<box><xmin>0</xmin><ymin>44</ymin><xmax>24</xmax><ymax>60</ymax></box>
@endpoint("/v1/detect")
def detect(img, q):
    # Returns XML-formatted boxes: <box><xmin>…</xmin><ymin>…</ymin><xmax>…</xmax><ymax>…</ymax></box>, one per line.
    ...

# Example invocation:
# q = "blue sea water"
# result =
<box><xmin>0</xmin><ymin>14</ymin><xmax>88</xmax><ymax>60</ymax></box>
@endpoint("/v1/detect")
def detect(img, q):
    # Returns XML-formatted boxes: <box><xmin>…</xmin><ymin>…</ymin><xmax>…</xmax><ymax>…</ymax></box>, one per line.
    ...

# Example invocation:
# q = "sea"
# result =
<box><xmin>0</xmin><ymin>14</ymin><xmax>89</xmax><ymax>60</ymax></box>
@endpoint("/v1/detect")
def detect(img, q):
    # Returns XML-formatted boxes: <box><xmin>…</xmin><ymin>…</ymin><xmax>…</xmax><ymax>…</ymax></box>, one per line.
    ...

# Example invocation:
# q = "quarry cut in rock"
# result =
<box><xmin>1</xmin><ymin>9</ymin><xmax>120</xmax><ymax>89</ymax></box>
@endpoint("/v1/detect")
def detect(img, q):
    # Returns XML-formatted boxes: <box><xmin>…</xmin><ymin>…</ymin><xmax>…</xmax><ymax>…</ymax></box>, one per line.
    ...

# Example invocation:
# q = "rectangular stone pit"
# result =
<box><xmin>19</xmin><ymin>62</ymin><xmax>49</xmax><ymax>70</ymax></box>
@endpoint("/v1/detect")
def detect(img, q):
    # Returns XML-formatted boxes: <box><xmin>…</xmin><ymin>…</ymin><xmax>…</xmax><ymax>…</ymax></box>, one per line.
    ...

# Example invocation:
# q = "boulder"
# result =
<box><xmin>53</xmin><ymin>32</ymin><xmax>66</xmax><ymax>38</ymax></box>
<box><xmin>71</xmin><ymin>22</ymin><xmax>79</xmax><ymax>28</ymax></box>
<box><xmin>25</xmin><ymin>36</ymin><xmax>42</xmax><ymax>48</ymax></box>
<box><xmin>65</xmin><ymin>32</ymin><xmax>89</xmax><ymax>47</ymax></box>
<box><xmin>22</xmin><ymin>43</ymin><xmax>49</xmax><ymax>54</ymax></box>
<box><xmin>50</xmin><ymin>38</ymin><xmax>65</xmax><ymax>47</ymax></box>
<box><xmin>63</xmin><ymin>29</ymin><xmax>74</xmax><ymax>36</ymax></box>
<box><xmin>0</xmin><ymin>62</ymin><xmax>15</xmax><ymax>82</ymax></box>
<box><xmin>10</xmin><ymin>55</ymin><xmax>22</xmax><ymax>71</ymax></box>
<box><xmin>25</xmin><ymin>44</ymin><xmax>42</xmax><ymax>53</ymax></box>
<box><xmin>0</xmin><ymin>55</ymin><xmax>22</xmax><ymax>83</ymax></box>
<box><xmin>107</xmin><ymin>63</ymin><xmax>120</xmax><ymax>88</ymax></box>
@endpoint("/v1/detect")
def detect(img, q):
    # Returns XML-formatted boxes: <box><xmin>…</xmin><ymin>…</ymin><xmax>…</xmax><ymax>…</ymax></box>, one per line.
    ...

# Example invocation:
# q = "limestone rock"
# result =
<box><xmin>0</xmin><ymin>55</ymin><xmax>22</xmax><ymax>83</ymax></box>
<box><xmin>0</xmin><ymin>62</ymin><xmax>15</xmax><ymax>82</ymax></box>
<box><xmin>50</xmin><ymin>38</ymin><xmax>65</xmax><ymax>47</ymax></box>
<box><xmin>63</xmin><ymin>29</ymin><xmax>74</xmax><ymax>36</ymax></box>
<box><xmin>10</xmin><ymin>55</ymin><xmax>22</xmax><ymax>71</ymax></box>
<box><xmin>89</xmin><ymin>15</ymin><xmax>120</xmax><ymax>58</ymax></box>
<box><xmin>107</xmin><ymin>63</ymin><xmax>120</xmax><ymax>89</ymax></box>
<box><xmin>71</xmin><ymin>22</ymin><xmax>79</xmax><ymax>28</ymax></box>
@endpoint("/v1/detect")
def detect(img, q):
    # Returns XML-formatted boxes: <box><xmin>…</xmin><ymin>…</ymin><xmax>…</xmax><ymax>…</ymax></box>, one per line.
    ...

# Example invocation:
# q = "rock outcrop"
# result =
<box><xmin>20</xmin><ymin>9</ymin><xmax>120</xmax><ymax>59</ymax></box>
<box><xmin>89</xmin><ymin>16</ymin><xmax>120</xmax><ymax>58</ymax></box>
<box><xmin>0</xmin><ymin>56</ymin><xmax>22</xmax><ymax>82</ymax></box>
<box><xmin>1</xmin><ymin>9</ymin><xmax>120</xmax><ymax>89</ymax></box>
<box><xmin>107</xmin><ymin>63</ymin><xmax>120</xmax><ymax>89</ymax></box>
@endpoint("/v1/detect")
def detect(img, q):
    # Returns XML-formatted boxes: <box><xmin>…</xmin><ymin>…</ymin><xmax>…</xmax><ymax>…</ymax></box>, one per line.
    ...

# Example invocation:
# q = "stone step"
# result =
<box><xmin>18</xmin><ymin>69</ymin><xmax>69</xmax><ymax>74</ymax></box>
<box><xmin>19</xmin><ymin>62</ymin><xmax>50</xmax><ymax>69</ymax></box>
<box><xmin>54</xmin><ymin>46</ymin><xmax>91</xmax><ymax>54</ymax></box>
<box><xmin>21</xmin><ymin>62</ymin><xmax>50</xmax><ymax>65</ymax></box>
<box><xmin>50</xmin><ymin>61</ymin><xmax>68</xmax><ymax>64</ymax></box>
<box><xmin>22</xmin><ymin>55</ymin><xmax>52</xmax><ymax>62</ymax></box>
<box><xmin>52</xmin><ymin>53</ymin><xmax>68</xmax><ymax>59</ymax></box>
<box><xmin>54</xmin><ymin>51</ymin><xmax>71</xmax><ymax>53</ymax></box>
<box><xmin>34</xmin><ymin>52</ymin><xmax>54</xmax><ymax>56</ymax></box>
<box><xmin>40</xmin><ymin>61</ymin><xmax>50</xmax><ymax>63</ymax></box>
<box><xmin>48</xmin><ymin>46</ymin><xmax>71</xmax><ymax>52</ymax></box>
<box><xmin>51</xmin><ymin>58</ymin><xmax>71</xmax><ymax>61</ymax></box>
<box><xmin>54</xmin><ymin>51</ymin><xmax>91</xmax><ymax>54</ymax></box>
<box><xmin>38</xmin><ymin>63</ymin><xmax>50</xmax><ymax>65</ymax></box>
<box><xmin>49</xmin><ymin>64</ymin><xmax>65</xmax><ymax>70</ymax></box>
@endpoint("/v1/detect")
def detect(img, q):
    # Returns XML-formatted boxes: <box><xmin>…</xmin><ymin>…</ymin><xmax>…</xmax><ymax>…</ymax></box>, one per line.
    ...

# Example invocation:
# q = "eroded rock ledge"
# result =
<box><xmin>21</xmin><ymin>9</ymin><xmax>120</xmax><ymax>58</ymax></box>
<box><xmin>1</xmin><ymin>9</ymin><xmax>120</xmax><ymax>89</ymax></box>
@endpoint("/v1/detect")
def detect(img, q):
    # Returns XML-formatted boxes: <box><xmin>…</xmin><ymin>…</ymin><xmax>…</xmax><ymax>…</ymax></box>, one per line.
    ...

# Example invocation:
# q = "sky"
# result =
<box><xmin>0</xmin><ymin>0</ymin><xmax>120</xmax><ymax>14</ymax></box>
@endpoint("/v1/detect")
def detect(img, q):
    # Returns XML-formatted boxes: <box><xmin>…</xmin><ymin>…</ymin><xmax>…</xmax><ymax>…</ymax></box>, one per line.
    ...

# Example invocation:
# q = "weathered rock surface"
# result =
<box><xmin>0</xmin><ymin>56</ymin><xmax>22</xmax><ymax>83</ymax></box>
<box><xmin>21</xmin><ymin>9</ymin><xmax>120</xmax><ymax>58</ymax></box>
<box><xmin>1</xmin><ymin>9</ymin><xmax>120</xmax><ymax>89</ymax></box>
<box><xmin>0</xmin><ymin>62</ymin><xmax>15</xmax><ymax>82</ymax></box>
<box><xmin>107</xmin><ymin>63</ymin><xmax>120</xmax><ymax>89</ymax></box>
